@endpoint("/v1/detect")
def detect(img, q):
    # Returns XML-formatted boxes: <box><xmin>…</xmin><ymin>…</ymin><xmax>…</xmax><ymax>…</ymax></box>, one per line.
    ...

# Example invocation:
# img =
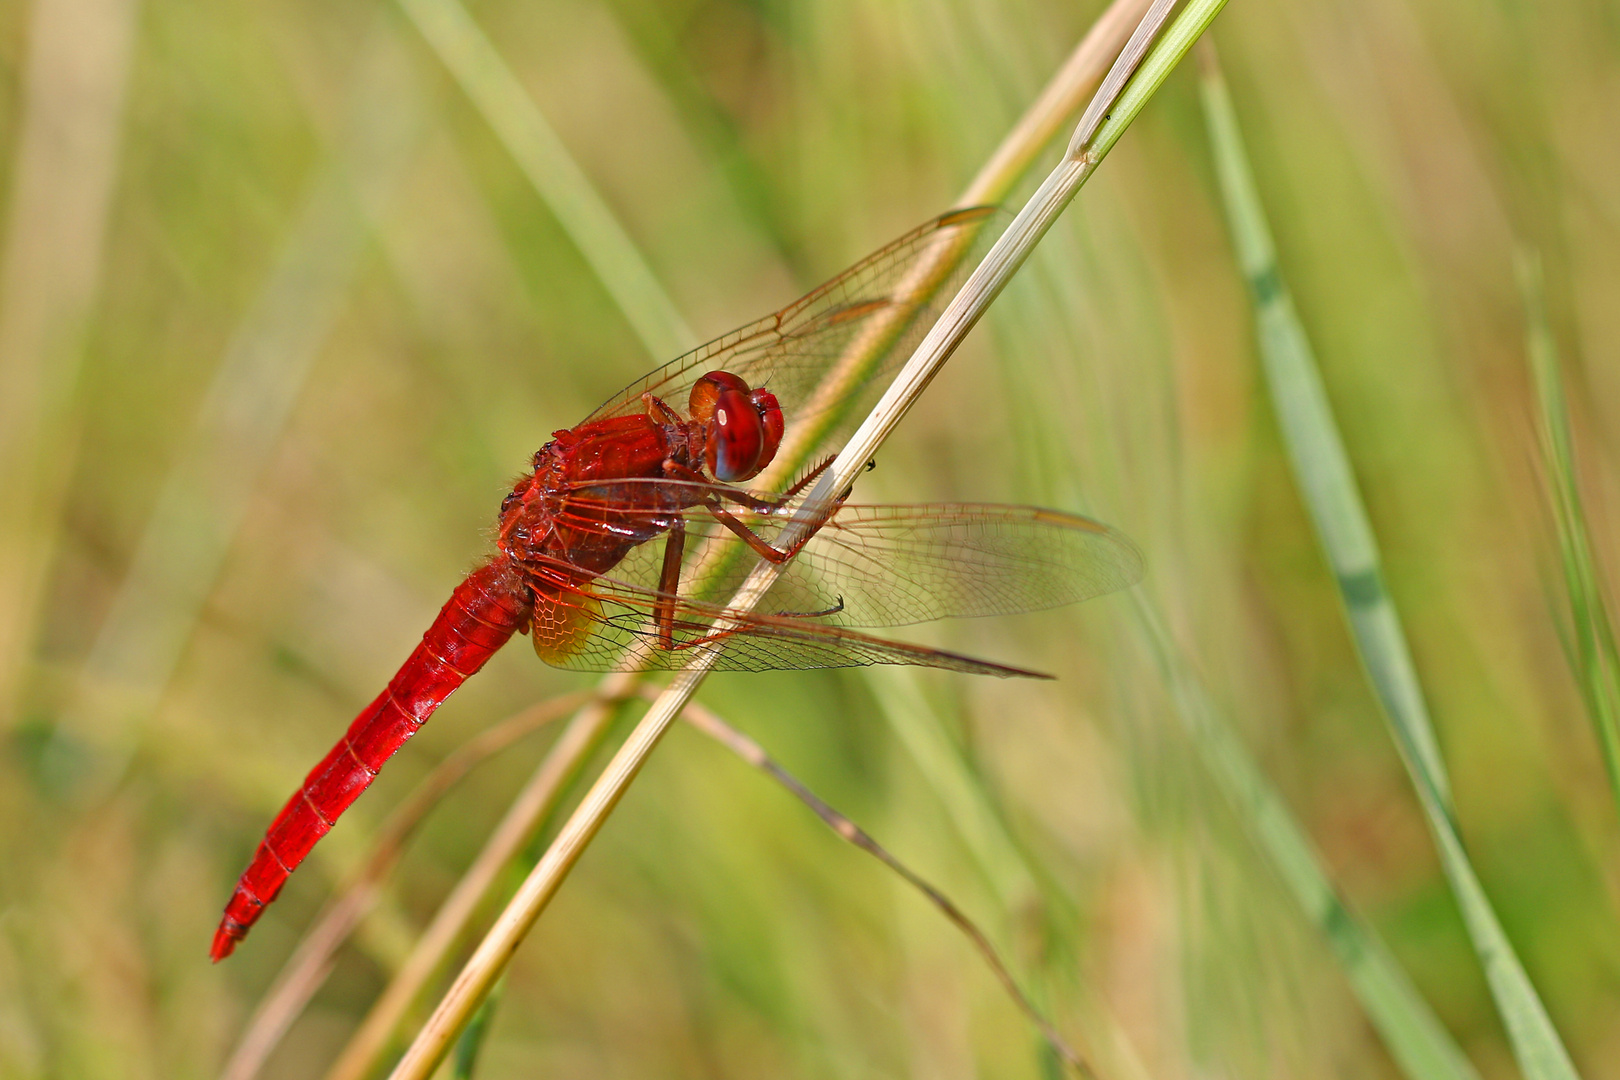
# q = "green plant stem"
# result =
<box><xmin>1519</xmin><ymin>252</ymin><xmax>1620</xmax><ymax>824</ymax></box>
<box><xmin>1134</xmin><ymin>596</ymin><xmax>1480</xmax><ymax>1080</ymax></box>
<box><xmin>1199</xmin><ymin>43</ymin><xmax>1580</xmax><ymax>1080</ymax></box>
<box><xmin>396</xmin><ymin>0</ymin><xmax>695</xmax><ymax>360</ymax></box>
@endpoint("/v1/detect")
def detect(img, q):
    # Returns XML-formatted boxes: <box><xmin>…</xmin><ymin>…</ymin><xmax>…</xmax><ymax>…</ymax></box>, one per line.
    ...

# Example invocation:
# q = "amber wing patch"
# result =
<box><xmin>531</xmin><ymin>588</ymin><xmax>605</xmax><ymax>663</ymax></box>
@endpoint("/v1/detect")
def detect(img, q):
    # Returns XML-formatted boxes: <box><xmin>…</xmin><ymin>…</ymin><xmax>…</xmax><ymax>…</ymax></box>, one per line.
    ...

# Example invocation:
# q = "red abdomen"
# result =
<box><xmin>211</xmin><ymin>558</ymin><xmax>532</xmax><ymax>961</ymax></box>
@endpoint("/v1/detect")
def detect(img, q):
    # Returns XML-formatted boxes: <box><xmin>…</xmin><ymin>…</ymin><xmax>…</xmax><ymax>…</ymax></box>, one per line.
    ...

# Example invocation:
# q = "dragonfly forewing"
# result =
<box><xmin>582</xmin><ymin>207</ymin><xmax>1005</xmax><ymax>456</ymax></box>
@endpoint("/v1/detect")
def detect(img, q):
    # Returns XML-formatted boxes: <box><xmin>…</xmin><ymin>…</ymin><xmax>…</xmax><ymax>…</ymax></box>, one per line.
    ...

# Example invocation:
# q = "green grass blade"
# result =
<box><xmin>1133</xmin><ymin>597</ymin><xmax>1480</xmax><ymax>1080</ymax></box>
<box><xmin>1199</xmin><ymin>46</ymin><xmax>1581</xmax><ymax>1080</ymax></box>
<box><xmin>397</xmin><ymin>0</ymin><xmax>695</xmax><ymax>361</ymax></box>
<box><xmin>1519</xmin><ymin>252</ymin><xmax>1620</xmax><ymax>819</ymax></box>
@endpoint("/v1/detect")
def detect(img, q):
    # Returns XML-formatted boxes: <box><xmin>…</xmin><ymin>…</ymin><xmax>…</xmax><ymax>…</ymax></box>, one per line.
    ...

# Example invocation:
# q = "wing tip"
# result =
<box><xmin>938</xmin><ymin>204</ymin><xmax>1001</xmax><ymax>228</ymax></box>
<box><xmin>916</xmin><ymin>644</ymin><xmax>1053</xmax><ymax>679</ymax></box>
<box><xmin>978</xmin><ymin>659</ymin><xmax>1055</xmax><ymax>680</ymax></box>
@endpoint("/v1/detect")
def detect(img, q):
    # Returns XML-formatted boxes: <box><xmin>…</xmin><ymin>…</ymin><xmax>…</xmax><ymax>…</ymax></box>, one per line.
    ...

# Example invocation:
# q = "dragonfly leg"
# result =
<box><xmin>702</xmin><ymin>457</ymin><xmax>864</xmax><ymax>562</ymax></box>
<box><xmin>771</xmin><ymin>596</ymin><xmax>846</xmax><ymax>618</ymax></box>
<box><xmin>658</xmin><ymin>453</ymin><xmax>855</xmax><ymax>564</ymax></box>
<box><xmin>659</xmin><ymin>593</ymin><xmax>842</xmax><ymax>660</ymax></box>
<box><xmin>703</xmin><ymin>500</ymin><xmax>823</xmax><ymax>563</ymax></box>
<box><xmin>663</xmin><ymin>455</ymin><xmax>849</xmax><ymax>515</ymax></box>
<box><xmin>661</xmin><ymin>459</ymin><xmax>785</xmax><ymax>514</ymax></box>
<box><xmin>771</xmin><ymin>455</ymin><xmax>846</xmax><ymax>500</ymax></box>
<box><xmin>654</xmin><ymin>517</ymin><xmax>686</xmax><ymax>650</ymax></box>
<box><xmin>775</xmin><ymin>457</ymin><xmax>831</xmax><ymax>499</ymax></box>
<box><xmin>738</xmin><ymin>455</ymin><xmax>864</xmax><ymax>507</ymax></box>
<box><xmin>720</xmin><ymin>455</ymin><xmax>846</xmax><ymax>506</ymax></box>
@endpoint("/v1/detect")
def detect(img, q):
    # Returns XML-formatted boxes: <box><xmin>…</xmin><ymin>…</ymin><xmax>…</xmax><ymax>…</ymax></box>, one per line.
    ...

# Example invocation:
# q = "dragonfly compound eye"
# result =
<box><xmin>751</xmin><ymin>388</ymin><xmax>783</xmax><ymax>468</ymax></box>
<box><xmin>688</xmin><ymin>370</ymin><xmax>751</xmax><ymax>424</ymax></box>
<box><xmin>705</xmin><ymin>386</ymin><xmax>768</xmax><ymax>482</ymax></box>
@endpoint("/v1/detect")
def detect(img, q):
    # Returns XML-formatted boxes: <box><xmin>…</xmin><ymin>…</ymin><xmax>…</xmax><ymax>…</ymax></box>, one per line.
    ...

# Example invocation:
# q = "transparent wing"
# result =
<box><xmin>527</xmin><ymin>568</ymin><xmax>1046</xmax><ymax>678</ymax></box>
<box><xmin>550</xmin><ymin>479</ymin><xmax>1145</xmax><ymax>628</ymax></box>
<box><xmin>582</xmin><ymin>208</ymin><xmax>1004</xmax><ymax>441</ymax></box>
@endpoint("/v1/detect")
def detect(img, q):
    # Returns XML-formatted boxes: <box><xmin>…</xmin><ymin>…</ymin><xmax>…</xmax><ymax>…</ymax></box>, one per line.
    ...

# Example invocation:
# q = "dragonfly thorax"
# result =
<box><xmin>497</xmin><ymin>411</ymin><xmax>703</xmax><ymax>572</ymax></box>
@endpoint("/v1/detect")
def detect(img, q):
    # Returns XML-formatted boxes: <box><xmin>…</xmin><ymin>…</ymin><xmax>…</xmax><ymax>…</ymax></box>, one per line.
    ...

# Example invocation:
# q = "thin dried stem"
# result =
<box><xmin>673</xmin><ymin>694</ymin><xmax>1096</xmax><ymax>1078</ymax></box>
<box><xmin>219</xmin><ymin>689</ymin><xmax>594</xmax><ymax>1080</ymax></box>
<box><xmin>1068</xmin><ymin>0</ymin><xmax>1179</xmax><ymax>156</ymax></box>
<box><xmin>755</xmin><ymin>0</ymin><xmax>1156</xmax><ymax>487</ymax></box>
<box><xmin>959</xmin><ymin>0</ymin><xmax>1153</xmax><ymax>207</ymax></box>
<box><xmin>322</xmin><ymin>673</ymin><xmax>638</xmax><ymax>1080</ymax></box>
<box><xmin>386</xmin><ymin>0</ymin><xmax>1225</xmax><ymax>1072</ymax></box>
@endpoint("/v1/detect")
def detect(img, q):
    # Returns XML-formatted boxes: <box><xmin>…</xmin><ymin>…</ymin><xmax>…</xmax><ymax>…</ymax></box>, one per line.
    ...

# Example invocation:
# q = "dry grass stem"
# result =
<box><xmin>322</xmin><ymin>674</ymin><xmax>639</xmax><ymax>1080</ymax></box>
<box><xmin>385</xmin><ymin>0</ymin><xmax>1210</xmax><ymax>1073</ymax></box>
<box><xmin>960</xmin><ymin>0</ymin><xmax>1154</xmax><ymax>207</ymax></box>
<box><xmin>673</xmin><ymin>693</ymin><xmax>1096</xmax><ymax>1078</ymax></box>
<box><xmin>218</xmin><ymin>689</ymin><xmax>594</xmax><ymax>1080</ymax></box>
<box><xmin>3</xmin><ymin>0</ymin><xmax>1610</xmax><ymax>1072</ymax></box>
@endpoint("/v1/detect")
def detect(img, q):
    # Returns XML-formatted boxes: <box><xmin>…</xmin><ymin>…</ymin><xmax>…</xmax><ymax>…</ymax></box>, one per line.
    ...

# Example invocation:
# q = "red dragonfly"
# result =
<box><xmin>211</xmin><ymin>208</ymin><xmax>1142</xmax><ymax>960</ymax></box>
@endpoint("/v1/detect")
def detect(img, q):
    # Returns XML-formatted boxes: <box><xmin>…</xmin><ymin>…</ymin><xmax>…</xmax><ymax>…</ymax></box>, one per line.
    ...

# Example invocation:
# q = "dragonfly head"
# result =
<box><xmin>690</xmin><ymin>370</ymin><xmax>783</xmax><ymax>483</ymax></box>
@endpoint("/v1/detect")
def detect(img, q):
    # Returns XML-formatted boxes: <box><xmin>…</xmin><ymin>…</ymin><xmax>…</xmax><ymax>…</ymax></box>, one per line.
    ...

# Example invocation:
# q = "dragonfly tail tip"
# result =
<box><xmin>210</xmin><ymin>924</ymin><xmax>240</xmax><ymax>962</ymax></box>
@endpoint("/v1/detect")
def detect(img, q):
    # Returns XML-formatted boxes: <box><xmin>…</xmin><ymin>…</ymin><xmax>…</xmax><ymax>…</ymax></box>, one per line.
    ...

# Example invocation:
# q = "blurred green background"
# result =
<box><xmin>1</xmin><ymin>0</ymin><xmax>1617</xmax><ymax>1077</ymax></box>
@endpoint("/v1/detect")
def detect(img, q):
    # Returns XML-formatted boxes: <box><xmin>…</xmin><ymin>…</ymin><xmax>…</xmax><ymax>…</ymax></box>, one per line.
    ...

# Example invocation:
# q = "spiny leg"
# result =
<box><xmin>700</xmin><ymin>460</ymin><xmax>862</xmax><ymax>564</ymax></box>
<box><xmin>654</xmin><ymin>517</ymin><xmax>686</xmax><ymax>651</ymax></box>
<box><xmin>656</xmin><ymin>456</ymin><xmax>856</xmax><ymax>564</ymax></box>
<box><xmin>775</xmin><ymin>456</ymin><xmax>840</xmax><ymax>501</ymax></box>
<box><xmin>749</xmin><ymin>456</ymin><xmax>869</xmax><ymax>515</ymax></box>
<box><xmin>646</xmin><ymin>454</ymin><xmax>866</xmax><ymax>660</ymax></box>
<box><xmin>661</xmin><ymin>460</ymin><xmax>783</xmax><ymax>514</ymax></box>
<box><xmin>661</xmin><ymin>456</ymin><xmax>843</xmax><ymax>516</ymax></box>
<box><xmin>704</xmin><ymin>502</ymin><xmax>799</xmax><ymax>563</ymax></box>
